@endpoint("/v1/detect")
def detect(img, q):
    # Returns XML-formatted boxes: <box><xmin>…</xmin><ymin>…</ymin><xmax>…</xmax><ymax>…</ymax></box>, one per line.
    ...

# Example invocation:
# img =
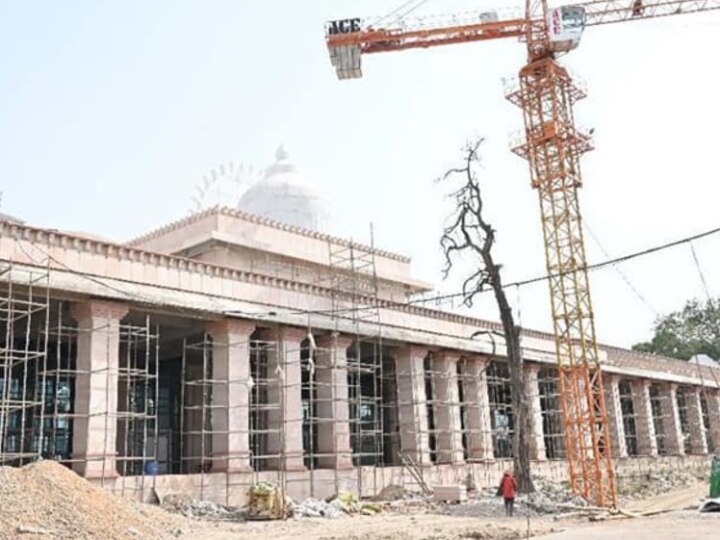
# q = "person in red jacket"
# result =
<box><xmin>498</xmin><ymin>470</ymin><xmax>517</xmax><ymax>517</ymax></box>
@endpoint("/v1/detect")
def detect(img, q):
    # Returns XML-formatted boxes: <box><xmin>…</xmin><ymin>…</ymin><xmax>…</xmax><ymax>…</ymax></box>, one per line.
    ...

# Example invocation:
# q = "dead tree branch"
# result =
<box><xmin>439</xmin><ymin>138</ymin><xmax>535</xmax><ymax>493</ymax></box>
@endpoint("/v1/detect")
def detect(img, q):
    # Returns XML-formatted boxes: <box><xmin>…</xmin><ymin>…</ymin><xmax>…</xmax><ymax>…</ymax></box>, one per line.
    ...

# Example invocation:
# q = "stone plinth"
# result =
<box><xmin>206</xmin><ymin>319</ymin><xmax>255</xmax><ymax>472</ymax></box>
<box><xmin>315</xmin><ymin>334</ymin><xmax>354</xmax><ymax>469</ymax></box>
<box><xmin>431</xmin><ymin>352</ymin><xmax>464</xmax><ymax>464</ymax></box>
<box><xmin>70</xmin><ymin>301</ymin><xmax>129</xmax><ymax>479</ymax></box>
<box><xmin>394</xmin><ymin>346</ymin><xmax>431</xmax><ymax>466</ymax></box>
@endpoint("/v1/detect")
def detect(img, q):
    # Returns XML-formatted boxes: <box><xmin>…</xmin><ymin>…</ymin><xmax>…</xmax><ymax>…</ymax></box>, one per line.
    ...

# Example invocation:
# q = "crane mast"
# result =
<box><xmin>325</xmin><ymin>0</ymin><xmax>720</xmax><ymax>507</ymax></box>
<box><xmin>513</xmin><ymin>0</ymin><xmax>617</xmax><ymax>507</ymax></box>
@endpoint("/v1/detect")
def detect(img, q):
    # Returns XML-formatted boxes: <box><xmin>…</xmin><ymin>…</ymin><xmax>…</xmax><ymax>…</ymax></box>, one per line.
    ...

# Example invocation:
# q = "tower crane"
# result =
<box><xmin>325</xmin><ymin>0</ymin><xmax>720</xmax><ymax>507</ymax></box>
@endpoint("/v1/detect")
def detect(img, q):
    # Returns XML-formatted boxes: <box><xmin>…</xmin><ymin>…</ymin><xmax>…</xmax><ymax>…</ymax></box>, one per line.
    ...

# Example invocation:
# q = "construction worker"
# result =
<box><xmin>498</xmin><ymin>470</ymin><xmax>517</xmax><ymax>517</ymax></box>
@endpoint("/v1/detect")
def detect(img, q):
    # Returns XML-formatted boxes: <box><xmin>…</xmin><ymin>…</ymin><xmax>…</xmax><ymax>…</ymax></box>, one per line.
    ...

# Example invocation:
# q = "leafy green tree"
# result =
<box><xmin>633</xmin><ymin>298</ymin><xmax>720</xmax><ymax>361</ymax></box>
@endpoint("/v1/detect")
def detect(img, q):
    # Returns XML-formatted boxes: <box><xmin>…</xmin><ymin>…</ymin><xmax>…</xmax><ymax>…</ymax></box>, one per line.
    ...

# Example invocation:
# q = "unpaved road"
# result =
<box><xmin>184</xmin><ymin>513</ymin><xmax>559</xmax><ymax>540</ymax></box>
<box><xmin>540</xmin><ymin>512</ymin><xmax>719</xmax><ymax>540</ymax></box>
<box><xmin>179</xmin><ymin>480</ymin><xmax>716</xmax><ymax>540</ymax></box>
<box><xmin>185</xmin><ymin>510</ymin><xmax>718</xmax><ymax>540</ymax></box>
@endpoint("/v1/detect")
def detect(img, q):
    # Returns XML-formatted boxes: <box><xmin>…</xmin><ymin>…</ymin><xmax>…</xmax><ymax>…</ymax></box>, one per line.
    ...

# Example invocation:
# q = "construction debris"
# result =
<box><xmin>245</xmin><ymin>482</ymin><xmax>286</xmax><ymax>519</ymax></box>
<box><xmin>288</xmin><ymin>490</ymin><xmax>382</xmax><ymax>519</ymax></box>
<box><xmin>161</xmin><ymin>493</ymin><xmax>234</xmax><ymax>520</ymax></box>
<box><xmin>617</xmin><ymin>468</ymin><xmax>706</xmax><ymax>500</ymax></box>
<box><xmin>0</xmin><ymin>460</ymin><xmax>186</xmax><ymax>539</ymax></box>
<box><xmin>290</xmin><ymin>498</ymin><xmax>346</xmax><ymax>519</ymax></box>
<box><xmin>374</xmin><ymin>484</ymin><xmax>411</xmax><ymax>501</ymax></box>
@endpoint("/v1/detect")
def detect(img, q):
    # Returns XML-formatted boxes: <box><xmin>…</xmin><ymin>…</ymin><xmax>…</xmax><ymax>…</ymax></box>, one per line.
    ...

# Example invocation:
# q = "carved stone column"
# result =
<box><xmin>205</xmin><ymin>319</ymin><xmax>255</xmax><ymax>472</ymax></box>
<box><xmin>604</xmin><ymin>375</ymin><xmax>627</xmax><ymax>458</ymax></box>
<box><xmin>261</xmin><ymin>327</ymin><xmax>307</xmax><ymax>470</ymax></box>
<box><xmin>630</xmin><ymin>379</ymin><xmax>658</xmax><ymax>456</ymax></box>
<box><xmin>658</xmin><ymin>383</ymin><xmax>685</xmax><ymax>456</ymax></box>
<box><xmin>463</xmin><ymin>357</ymin><xmax>493</xmax><ymax>461</ymax></box>
<box><xmin>70</xmin><ymin>301</ymin><xmax>129</xmax><ymax>479</ymax></box>
<box><xmin>315</xmin><ymin>334</ymin><xmax>354</xmax><ymax>469</ymax></box>
<box><xmin>524</xmin><ymin>363</ymin><xmax>547</xmax><ymax>461</ymax></box>
<box><xmin>394</xmin><ymin>346</ymin><xmax>431</xmax><ymax>465</ymax></box>
<box><xmin>431</xmin><ymin>352</ymin><xmax>464</xmax><ymax>464</ymax></box>
<box><xmin>685</xmin><ymin>387</ymin><xmax>709</xmax><ymax>455</ymax></box>
<box><xmin>705</xmin><ymin>389</ymin><xmax>720</xmax><ymax>452</ymax></box>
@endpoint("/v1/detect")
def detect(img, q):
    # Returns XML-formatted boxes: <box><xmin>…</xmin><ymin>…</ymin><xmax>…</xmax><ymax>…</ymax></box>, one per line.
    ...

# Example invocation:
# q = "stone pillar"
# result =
<box><xmin>431</xmin><ymin>352</ymin><xmax>464</xmax><ymax>464</ymax></box>
<box><xmin>658</xmin><ymin>383</ymin><xmax>685</xmax><ymax>456</ymax></box>
<box><xmin>604</xmin><ymin>375</ymin><xmax>627</xmax><ymax>458</ymax></box>
<box><xmin>524</xmin><ymin>363</ymin><xmax>547</xmax><ymax>461</ymax></box>
<box><xmin>705</xmin><ymin>389</ymin><xmax>720</xmax><ymax>452</ymax></box>
<box><xmin>685</xmin><ymin>387</ymin><xmax>708</xmax><ymax>455</ymax></box>
<box><xmin>394</xmin><ymin>346</ymin><xmax>431</xmax><ymax>465</ymax></box>
<box><xmin>205</xmin><ymin>319</ymin><xmax>255</xmax><ymax>472</ymax></box>
<box><xmin>463</xmin><ymin>356</ymin><xmax>493</xmax><ymax>461</ymax></box>
<box><xmin>314</xmin><ymin>334</ymin><xmax>354</xmax><ymax>469</ymax></box>
<box><xmin>630</xmin><ymin>379</ymin><xmax>658</xmax><ymax>456</ymax></box>
<box><xmin>262</xmin><ymin>327</ymin><xmax>307</xmax><ymax>470</ymax></box>
<box><xmin>70</xmin><ymin>301</ymin><xmax>128</xmax><ymax>479</ymax></box>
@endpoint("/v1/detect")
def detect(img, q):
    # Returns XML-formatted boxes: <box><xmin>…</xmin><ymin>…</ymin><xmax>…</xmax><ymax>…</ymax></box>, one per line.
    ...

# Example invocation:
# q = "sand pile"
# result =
<box><xmin>0</xmin><ymin>460</ymin><xmax>186</xmax><ymax>539</ymax></box>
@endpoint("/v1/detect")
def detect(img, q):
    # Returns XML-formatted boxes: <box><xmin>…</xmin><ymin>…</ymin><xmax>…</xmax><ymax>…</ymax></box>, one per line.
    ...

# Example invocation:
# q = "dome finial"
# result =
<box><xmin>275</xmin><ymin>144</ymin><xmax>288</xmax><ymax>162</ymax></box>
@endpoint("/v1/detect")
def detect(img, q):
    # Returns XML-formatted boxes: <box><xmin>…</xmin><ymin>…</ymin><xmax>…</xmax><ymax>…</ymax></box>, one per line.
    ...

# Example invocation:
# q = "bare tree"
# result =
<box><xmin>439</xmin><ymin>138</ymin><xmax>535</xmax><ymax>493</ymax></box>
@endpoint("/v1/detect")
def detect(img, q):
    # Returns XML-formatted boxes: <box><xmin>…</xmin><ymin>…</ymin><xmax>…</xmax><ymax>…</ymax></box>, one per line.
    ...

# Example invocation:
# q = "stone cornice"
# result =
<box><xmin>125</xmin><ymin>206</ymin><xmax>412</xmax><ymax>263</ymax></box>
<box><xmin>3</xmin><ymin>221</ymin><xmax>714</xmax><ymax>384</ymax></box>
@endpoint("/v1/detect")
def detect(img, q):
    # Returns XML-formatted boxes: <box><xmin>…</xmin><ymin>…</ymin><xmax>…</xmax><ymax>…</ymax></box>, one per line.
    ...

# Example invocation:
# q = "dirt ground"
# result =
<box><xmin>181</xmin><ymin>509</ymin><xmax>718</xmax><ymax>540</ymax></box>
<box><xmin>539</xmin><ymin>512</ymin><xmax>719</xmax><ymax>540</ymax></box>
<box><xmin>1</xmin><ymin>461</ymin><xmax>717</xmax><ymax>540</ymax></box>
<box><xmin>179</xmin><ymin>480</ymin><xmax>718</xmax><ymax>540</ymax></box>
<box><xmin>184</xmin><ymin>513</ymin><xmax>558</xmax><ymax>540</ymax></box>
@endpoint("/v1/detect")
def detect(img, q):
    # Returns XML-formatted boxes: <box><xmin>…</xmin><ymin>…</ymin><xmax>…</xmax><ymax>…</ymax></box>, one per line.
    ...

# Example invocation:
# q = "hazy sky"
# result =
<box><xmin>1</xmin><ymin>1</ymin><xmax>719</xmax><ymax>349</ymax></box>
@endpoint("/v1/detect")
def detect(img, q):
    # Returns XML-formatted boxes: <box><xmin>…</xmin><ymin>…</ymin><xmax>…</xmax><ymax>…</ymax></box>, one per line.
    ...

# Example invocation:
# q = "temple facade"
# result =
<box><xmin>0</xmin><ymin>151</ymin><xmax>718</xmax><ymax>504</ymax></box>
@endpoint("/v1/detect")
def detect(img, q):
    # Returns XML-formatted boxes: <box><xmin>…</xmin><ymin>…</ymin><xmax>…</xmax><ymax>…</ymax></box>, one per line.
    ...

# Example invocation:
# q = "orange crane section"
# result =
<box><xmin>327</xmin><ymin>1</ymin><xmax>720</xmax><ymax>59</ymax></box>
<box><xmin>325</xmin><ymin>0</ymin><xmax>720</xmax><ymax>507</ymax></box>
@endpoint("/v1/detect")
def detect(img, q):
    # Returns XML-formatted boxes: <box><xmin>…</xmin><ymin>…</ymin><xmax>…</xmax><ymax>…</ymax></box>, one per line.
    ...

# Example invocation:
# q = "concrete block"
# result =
<box><xmin>432</xmin><ymin>484</ymin><xmax>467</xmax><ymax>502</ymax></box>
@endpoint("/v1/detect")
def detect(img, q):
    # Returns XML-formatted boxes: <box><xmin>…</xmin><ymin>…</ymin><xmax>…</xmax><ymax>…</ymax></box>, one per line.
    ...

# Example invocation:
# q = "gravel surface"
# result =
<box><xmin>0</xmin><ymin>461</ymin><xmax>187</xmax><ymax>540</ymax></box>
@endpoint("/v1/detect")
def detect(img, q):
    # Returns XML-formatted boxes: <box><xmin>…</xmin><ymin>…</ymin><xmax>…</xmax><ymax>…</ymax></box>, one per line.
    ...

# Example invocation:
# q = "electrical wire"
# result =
<box><xmin>689</xmin><ymin>242</ymin><xmax>712</xmax><ymax>299</ymax></box>
<box><xmin>584</xmin><ymin>221</ymin><xmax>659</xmax><ymax>316</ymax></box>
<box><xmin>226</xmin><ymin>222</ymin><xmax>720</xmax><ymax>318</ymax></box>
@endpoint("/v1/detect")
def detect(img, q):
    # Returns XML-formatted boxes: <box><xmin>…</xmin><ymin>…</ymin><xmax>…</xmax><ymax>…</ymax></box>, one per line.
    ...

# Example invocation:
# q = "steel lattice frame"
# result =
<box><xmin>507</xmin><ymin>55</ymin><xmax>616</xmax><ymax>507</ymax></box>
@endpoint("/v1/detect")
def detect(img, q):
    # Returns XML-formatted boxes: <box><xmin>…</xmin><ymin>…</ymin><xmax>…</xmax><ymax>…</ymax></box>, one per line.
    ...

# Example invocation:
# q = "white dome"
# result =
<box><xmin>238</xmin><ymin>146</ymin><xmax>333</xmax><ymax>233</ymax></box>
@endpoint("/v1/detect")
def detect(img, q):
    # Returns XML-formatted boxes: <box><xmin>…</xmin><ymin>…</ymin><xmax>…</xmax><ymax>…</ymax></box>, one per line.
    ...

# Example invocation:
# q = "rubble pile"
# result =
<box><xmin>374</xmin><ymin>484</ymin><xmax>415</xmax><ymax>501</ymax></box>
<box><xmin>161</xmin><ymin>493</ymin><xmax>236</xmax><ymax>520</ymax></box>
<box><xmin>289</xmin><ymin>490</ymin><xmax>382</xmax><ymax>519</ymax></box>
<box><xmin>0</xmin><ymin>460</ymin><xmax>185</xmax><ymax>539</ymax></box>
<box><xmin>618</xmin><ymin>468</ymin><xmax>705</xmax><ymax>500</ymax></box>
<box><xmin>289</xmin><ymin>497</ymin><xmax>347</xmax><ymax>519</ymax></box>
<box><xmin>523</xmin><ymin>478</ymin><xmax>587</xmax><ymax>513</ymax></box>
